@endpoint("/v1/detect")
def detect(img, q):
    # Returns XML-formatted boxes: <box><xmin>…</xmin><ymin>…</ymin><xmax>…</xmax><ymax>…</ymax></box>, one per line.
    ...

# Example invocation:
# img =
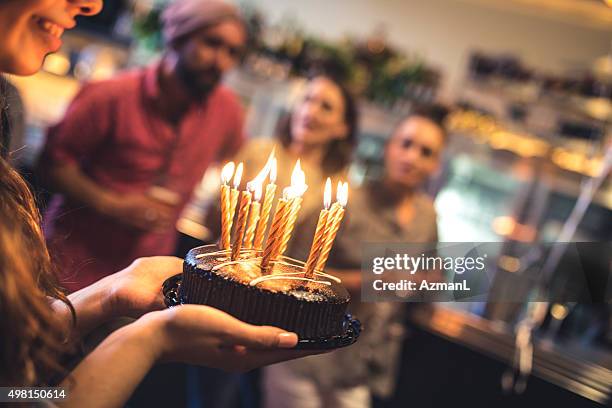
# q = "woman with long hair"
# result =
<box><xmin>208</xmin><ymin>75</ymin><xmax>358</xmax><ymax>254</ymax></box>
<box><xmin>0</xmin><ymin>1</ymin><xmax>316</xmax><ymax>405</ymax></box>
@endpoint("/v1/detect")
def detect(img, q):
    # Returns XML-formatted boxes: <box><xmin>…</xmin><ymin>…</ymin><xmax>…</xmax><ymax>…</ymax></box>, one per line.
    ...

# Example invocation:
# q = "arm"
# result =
<box><xmin>60</xmin><ymin>306</ymin><xmax>319</xmax><ymax>408</ymax></box>
<box><xmin>51</xmin><ymin>277</ymin><xmax>111</xmax><ymax>340</ymax></box>
<box><xmin>59</xmin><ymin>314</ymin><xmax>159</xmax><ymax>408</ymax></box>
<box><xmin>40</xmin><ymin>82</ymin><xmax>110</xmax><ymax>194</ymax></box>
<box><xmin>47</xmin><ymin>163</ymin><xmax>175</xmax><ymax>231</ymax></box>
<box><xmin>47</xmin><ymin>161</ymin><xmax>117</xmax><ymax>217</ymax></box>
<box><xmin>40</xmin><ymin>84</ymin><xmax>175</xmax><ymax>231</ymax></box>
<box><xmin>51</xmin><ymin>257</ymin><xmax>184</xmax><ymax>340</ymax></box>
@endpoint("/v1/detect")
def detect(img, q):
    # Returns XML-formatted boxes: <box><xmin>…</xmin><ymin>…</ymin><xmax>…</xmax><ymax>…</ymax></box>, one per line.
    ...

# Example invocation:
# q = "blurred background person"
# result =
<box><xmin>39</xmin><ymin>0</ymin><xmax>247</xmax><ymax>291</ymax></box>
<box><xmin>263</xmin><ymin>105</ymin><xmax>448</xmax><ymax>408</ymax></box>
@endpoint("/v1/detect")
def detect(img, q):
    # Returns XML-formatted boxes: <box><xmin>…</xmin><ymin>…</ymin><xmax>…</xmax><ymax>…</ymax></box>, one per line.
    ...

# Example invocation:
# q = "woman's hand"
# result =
<box><xmin>105</xmin><ymin>256</ymin><xmax>183</xmax><ymax>319</ymax></box>
<box><xmin>61</xmin><ymin>305</ymin><xmax>322</xmax><ymax>407</ymax></box>
<box><xmin>54</xmin><ymin>257</ymin><xmax>182</xmax><ymax>338</ymax></box>
<box><xmin>150</xmin><ymin>305</ymin><xmax>320</xmax><ymax>372</ymax></box>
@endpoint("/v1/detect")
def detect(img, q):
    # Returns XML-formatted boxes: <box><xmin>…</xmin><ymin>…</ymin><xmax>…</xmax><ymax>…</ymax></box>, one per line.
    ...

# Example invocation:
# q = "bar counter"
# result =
<box><xmin>404</xmin><ymin>305</ymin><xmax>611</xmax><ymax>405</ymax></box>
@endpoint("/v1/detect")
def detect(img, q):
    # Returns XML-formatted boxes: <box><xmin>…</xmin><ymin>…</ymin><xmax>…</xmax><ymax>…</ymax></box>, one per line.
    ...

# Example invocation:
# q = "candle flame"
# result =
<box><xmin>233</xmin><ymin>162</ymin><xmax>244</xmax><ymax>189</ymax></box>
<box><xmin>338</xmin><ymin>182</ymin><xmax>349</xmax><ymax>207</ymax></box>
<box><xmin>265</xmin><ymin>148</ymin><xmax>276</xmax><ymax>181</ymax></box>
<box><xmin>253</xmin><ymin>165</ymin><xmax>269</xmax><ymax>185</ymax></box>
<box><xmin>253</xmin><ymin>149</ymin><xmax>276</xmax><ymax>184</ymax></box>
<box><xmin>290</xmin><ymin>159</ymin><xmax>307</xmax><ymax>197</ymax></box>
<box><xmin>270</xmin><ymin>158</ymin><xmax>277</xmax><ymax>183</ymax></box>
<box><xmin>324</xmin><ymin>178</ymin><xmax>332</xmax><ymax>209</ymax></box>
<box><xmin>291</xmin><ymin>160</ymin><xmax>302</xmax><ymax>186</ymax></box>
<box><xmin>267</xmin><ymin>147</ymin><xmax>276</xmax><ymax>164</ymax></box>
<box><xmin>221</xmin><ymin>162</ymin><xmax>235</xmax><ymax>185</ymax></box>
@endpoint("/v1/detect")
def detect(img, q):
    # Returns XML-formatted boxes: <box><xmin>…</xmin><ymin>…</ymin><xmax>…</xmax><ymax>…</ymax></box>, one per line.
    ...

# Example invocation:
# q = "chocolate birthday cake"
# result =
<box><xmin>179</xmin><ymin>244</ymin><xmax>351</xmax><ymax>339</ymax></box>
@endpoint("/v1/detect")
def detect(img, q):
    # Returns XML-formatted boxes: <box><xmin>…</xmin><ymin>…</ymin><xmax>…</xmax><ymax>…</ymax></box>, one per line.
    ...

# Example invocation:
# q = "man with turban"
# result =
<box><xmin>40</xmin><ymin>0</ymin><xmax>247</xmax><ymax>291</ymax></box>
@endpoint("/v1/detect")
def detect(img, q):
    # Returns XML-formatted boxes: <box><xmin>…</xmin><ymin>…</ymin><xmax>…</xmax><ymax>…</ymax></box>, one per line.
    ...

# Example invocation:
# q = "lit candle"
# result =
<box><xmin>253</xmin><ymin>156</ymin><xmax>277</xmax><ymax>249</ymax></box>
<box><xmin>327</xmin><ymin>181</ymin><xmax>345</xmax><ymax>222</ymax></box>
<box><xmin>228</xmin><ymin>162</ymin><xmax>243</xmax><ymax>234</ymax></box>
<box><xmin>315</xmin><ymin>181</ymin><xmax>349</xmax><ymax>272</ymax></box>
<box><xmin>277</xmin><ymin>160</ymin><xmax>307</xmax><ymax>257</ymax></box>
<box><xmin>242</xmin><ymin>182</ymin><xmax>262</xmax><ymax>249</ymax></box>
<box><xmin>260</xmin><ymin>188</ymin><xmax>292</xmax><ymax>272</ymax></box>
<box><xmin>231</xmin><ymin>188</ymin><xmax>252</xmax><ymax>261</ymax></box>
<box><xmin>304</xmin><ymin>178</ymin><xmax>333</xmax><ymax>279</ymax></box>
<box><xmin>219</xmin><ymin>162</ymin><xmax>235</xmax><ymax>250</ymax></box>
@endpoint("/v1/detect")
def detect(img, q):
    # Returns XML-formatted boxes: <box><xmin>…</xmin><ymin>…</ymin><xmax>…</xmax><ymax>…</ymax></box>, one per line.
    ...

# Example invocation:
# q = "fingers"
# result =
<box><xmin>147</xmin><ymin>186</ymin><xmax>181</xmax><ymax>207</ymax></box>
<box><xmin>144</xmin><ymin>205</ymin><xmax>174</xmax><ymax>230</ymax></box>
<box><xmin>152</xmin><ymin>257</ymin><xmax>183</xmax><ymax>280</ymax></box>
<box><xmin>226</xmin><ymin>323</ymin><xmax>298</xmax><ymax>350</ymax></box>
<box><xmin>171</xmin><ymin>305</ymin><xmax>299</xmax><ymax>354</ymax></box>
<box><xmin>131</xmin><ymin>256</ymin><xmax>182</xmax><ymax>272</ymax></box>
<box><xmin>124</xmin><ymin>195</ymin><xmax>176</xmax><ymax>230</ymax></box>
<box><xmin>147</xmin><ymin>256</ymin><xmax>183</xmax><ymax>269</ymax></box>
<box><xmin>182</xmin><ymin>305</ymin><xmax>296</xmax><ymax>350</ymax></box>
<box><xmin>164</xmin><ymin>305</ymin><xmax>330</xmax><ymax>372</ymax></box>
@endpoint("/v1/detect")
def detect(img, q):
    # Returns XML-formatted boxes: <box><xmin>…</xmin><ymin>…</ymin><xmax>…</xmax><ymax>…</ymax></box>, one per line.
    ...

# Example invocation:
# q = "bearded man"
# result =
<box><xmin>40</xmin><ymin>0</ymin><xmax>246</xmax><ymax>291</ymax></box>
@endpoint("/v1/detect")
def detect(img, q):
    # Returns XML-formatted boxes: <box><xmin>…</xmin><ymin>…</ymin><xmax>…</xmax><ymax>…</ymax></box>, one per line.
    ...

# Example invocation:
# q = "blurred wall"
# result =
<box><xmin>250</xmin><ymin>0</ymin><xmax>612</xmax><ymax>100</ymax></box>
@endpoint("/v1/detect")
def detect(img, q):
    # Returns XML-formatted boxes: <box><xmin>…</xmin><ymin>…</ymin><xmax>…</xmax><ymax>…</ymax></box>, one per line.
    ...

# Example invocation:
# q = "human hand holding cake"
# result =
<box><xmin>149</xmin><ymin>305</ymin><xmax>321</xmax><ymax>370</ymax></box>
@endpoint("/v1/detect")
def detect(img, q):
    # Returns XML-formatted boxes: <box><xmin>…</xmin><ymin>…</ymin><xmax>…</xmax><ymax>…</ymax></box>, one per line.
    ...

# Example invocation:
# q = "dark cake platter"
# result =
<box><xmin>162</xmin><ymin>244</ymin><xmax>361</xmax><ymax>350</ymax></box>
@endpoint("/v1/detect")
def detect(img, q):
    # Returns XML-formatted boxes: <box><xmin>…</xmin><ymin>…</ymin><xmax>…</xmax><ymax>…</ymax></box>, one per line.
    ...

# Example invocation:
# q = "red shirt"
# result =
<box><xmin>42</xmin><ymin>62</ymin><xmax>244</xmax><ymax>291</ymax></box>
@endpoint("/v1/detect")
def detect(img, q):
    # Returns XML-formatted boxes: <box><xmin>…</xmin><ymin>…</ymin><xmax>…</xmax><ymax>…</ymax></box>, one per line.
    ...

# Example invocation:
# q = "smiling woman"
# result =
<box><xmin>0</xmin><ymin>0</ymin><xmax>102</xmax><ymax>75</ymax></box>
<box><xmin>0</xmin><ymin>1</ymin><xmax>324</xmax><ymax>405</ymax></box>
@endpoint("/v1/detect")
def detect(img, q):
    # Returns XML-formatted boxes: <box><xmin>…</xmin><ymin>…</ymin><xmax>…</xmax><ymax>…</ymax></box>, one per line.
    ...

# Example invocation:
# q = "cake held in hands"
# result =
<box><xmin>176</xmin><ymin>156</ymin><xmax>357</xmax><ymax>345</ymax></box>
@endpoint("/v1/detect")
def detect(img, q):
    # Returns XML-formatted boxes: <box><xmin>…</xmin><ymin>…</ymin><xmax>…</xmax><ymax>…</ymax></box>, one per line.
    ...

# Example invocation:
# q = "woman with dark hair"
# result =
<box><xmin>0</xmin><ymin>1</ymin><xmax>318</xmax><ymax>405</ymax></box>
<box><xmin>235</xmin><ymin>74</ymin><xmax>357</xmax><ymax>181</ymax></box>
<box><xmin>209</xmin><ymin>75</ymin><xmax>358</xmax><ymax>254</ymax></box>
<box><xmin>275</xmin><ymin>75</ymin><xmax>358</xmax><ymax>176</ymax></box>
